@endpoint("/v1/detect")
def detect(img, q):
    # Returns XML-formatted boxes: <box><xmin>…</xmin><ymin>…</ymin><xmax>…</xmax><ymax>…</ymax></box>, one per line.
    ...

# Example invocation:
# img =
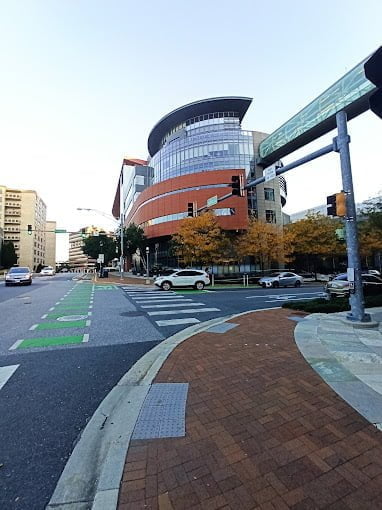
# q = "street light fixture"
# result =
<box><xmin>146</xmin><ymin>246</ymin><xmax>149</xmax><ymax>278</ymax></box>
<box><xmin>76</xmin><ymin>207</ymin><xmax>124</xmax><ymax>279</ymax></box>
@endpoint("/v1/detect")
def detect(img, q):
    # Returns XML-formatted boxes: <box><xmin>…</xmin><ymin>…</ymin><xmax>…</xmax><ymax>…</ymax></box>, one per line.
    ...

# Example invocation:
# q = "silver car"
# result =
<box><xmin>5</xmin><ymin>266</ymin><xmax>33</xmax><ymax>286</ymax></box>
<box><xmin>258</xmin><ymin>271</ymin><xmax>303</xmax><ymax>288</ymax></box>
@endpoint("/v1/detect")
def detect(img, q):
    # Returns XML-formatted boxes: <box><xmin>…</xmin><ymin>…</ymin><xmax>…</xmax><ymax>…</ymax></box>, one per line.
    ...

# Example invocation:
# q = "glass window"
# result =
<box><xmin>265</xmin><ymin>210</ymin><xmax>276</xmax><ymax>223</ymax></box>
<box><xmin>264</xmin><ymin>188</ymin><xmax>275</xmax><ymax>201</ymax></box>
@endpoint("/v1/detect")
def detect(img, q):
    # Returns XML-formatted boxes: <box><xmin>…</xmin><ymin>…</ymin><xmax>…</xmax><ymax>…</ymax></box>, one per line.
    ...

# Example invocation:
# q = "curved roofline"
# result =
<box><xmin>147</xmin><ymin>96</ymin><xmax>252</xmax><ymax>157</ymax></box>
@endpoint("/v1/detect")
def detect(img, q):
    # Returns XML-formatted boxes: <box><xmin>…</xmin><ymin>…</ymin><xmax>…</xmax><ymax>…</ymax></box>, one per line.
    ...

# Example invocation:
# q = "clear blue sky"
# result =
<box><xmin>0</xmin><ymin>0</ymin><xmax>381</xmax><ymax>260</ymax></box>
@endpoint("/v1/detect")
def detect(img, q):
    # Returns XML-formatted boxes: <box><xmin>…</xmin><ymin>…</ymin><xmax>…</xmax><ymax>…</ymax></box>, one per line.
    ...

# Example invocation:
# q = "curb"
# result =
<box><xmin>47</xmin><ymin>308</ymin><xmax>279</xmax><ymax>510</ymax></box>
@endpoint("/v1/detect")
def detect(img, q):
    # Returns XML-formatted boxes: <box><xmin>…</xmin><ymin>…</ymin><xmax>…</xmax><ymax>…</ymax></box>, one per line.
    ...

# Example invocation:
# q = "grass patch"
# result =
<box><xmin>282</xmin><ymin>294</ymin><xmax>382</xmax><ymax>313</ymax></box>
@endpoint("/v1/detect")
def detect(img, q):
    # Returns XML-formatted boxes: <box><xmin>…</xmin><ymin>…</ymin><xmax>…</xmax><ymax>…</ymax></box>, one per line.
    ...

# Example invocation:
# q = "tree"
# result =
<box><xmin>119</xmin><ymin>223</ymin><xmax>147</xmax><ymax>256</ymax></box>
<box><xmin>0</xmin><ymin>241</ymin><xmax>17</xmax><ymax>268</ymax></box>
<box><xmin>285</xmin><ymin>213</ymin><xmax>345</xmax><ymax>273</ymax></box>
<box><xmin>236</xmin><ymin>218</ymin><xmax>291</xmax><ymax>270</ymax></box>
<box><xmin>172</xmin><ymin>212</ymin><xmax>225</xmax><ymax>266</ymax></box>
<box><xmin>82</xmin><ymin>234</ymin><xmax>117</xmax><ymax>265</ymax></box>
<box><xmin>357</xmin><ymin>197</ymin><xmax>382</xmax><ymax>266</ymax></box>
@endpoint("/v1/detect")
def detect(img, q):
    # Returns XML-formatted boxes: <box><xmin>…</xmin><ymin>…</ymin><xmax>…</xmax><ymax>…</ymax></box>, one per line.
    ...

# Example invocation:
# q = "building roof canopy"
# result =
<box><xmin>147</xmin><ymin>96</ymin><xmax>252</xmax><ymax>157</ymax></box>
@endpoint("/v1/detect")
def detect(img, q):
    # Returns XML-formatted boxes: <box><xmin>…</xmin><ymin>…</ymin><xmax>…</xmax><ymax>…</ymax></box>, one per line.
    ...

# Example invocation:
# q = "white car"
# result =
<box><xmin>258</xmin><ymin>271</ymin><xmax>303</xmax><ymax>288</ymax></box>
<box><xmin>155</xmin><ymin>270</ymin><xmax>210</xmax><ymax>291</ymax></box>
<box><xmin>40</xmin><ymin>266</ymin><xmax>55</xmax><ymax>276</ymax></box>
<box><xmin>5</xmin><ymin>266</ymin><xmax>32</xmax><ymax>286</ymax></box>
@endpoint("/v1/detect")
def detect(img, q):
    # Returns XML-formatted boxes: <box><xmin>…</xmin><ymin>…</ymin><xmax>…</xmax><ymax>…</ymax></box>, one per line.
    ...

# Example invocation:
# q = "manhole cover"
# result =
<box><xmin>57</xmin><ymin>315</ymin><xmax>88</xmax><ymax>321</ymax></box>
<box><xmin>120</xmin><ymin>311</ymin><xmax>145</xmax><ymax>317</ymax></box>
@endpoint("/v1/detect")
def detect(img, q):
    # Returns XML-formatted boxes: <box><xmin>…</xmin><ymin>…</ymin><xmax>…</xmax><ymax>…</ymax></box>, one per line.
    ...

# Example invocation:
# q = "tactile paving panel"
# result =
<box><xmin>132</xmin><ymin>383</ymin><xmax>189</xmax><ymax>439</ymax></box>
<box><xmin>205</xmin><ymin>322</ymin><xmax>238</xmax><ymax>334</ymax></box>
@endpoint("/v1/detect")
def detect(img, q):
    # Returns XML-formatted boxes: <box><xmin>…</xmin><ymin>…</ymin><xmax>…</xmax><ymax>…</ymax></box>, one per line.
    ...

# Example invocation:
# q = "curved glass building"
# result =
<box><xmin>112</xmin><ymin>97</ymin><xmax>287</xmax><ymax>268</ymax></box>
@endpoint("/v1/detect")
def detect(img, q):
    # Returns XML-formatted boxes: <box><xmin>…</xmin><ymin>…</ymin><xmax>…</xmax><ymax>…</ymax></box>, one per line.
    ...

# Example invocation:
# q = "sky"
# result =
<box><xmin>0</xmin><ymin>0</ymin><xmax>381</xmax><ymax>261</ymax></box>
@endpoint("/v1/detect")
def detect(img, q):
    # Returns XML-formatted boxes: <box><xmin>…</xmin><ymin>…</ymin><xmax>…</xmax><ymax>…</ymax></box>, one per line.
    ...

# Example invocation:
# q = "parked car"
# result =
<box><xmin>258</xmin><ymin>272</ymin><xmax>304</xmax><ymax>288</ymax></box>
<box><xmin>325</xmin><ymin>273</ymin><xmax>382</xmax><ymax>299</ymax></box>
<box><xmin>155</xmin><ymin>269</ymin><xmax>210</xmax><ymax>291</ymax></box>
<box><xmin>5</xmin><ymin>266</ymin><xmax>32</xmax><ymax>286</ymax></box>
<box><xmin>368</xmin><ymin>269</ymin><xmax>381</xmax><ymax>277</ymax></box>
<box><xmin>40</xmin><ymin>266</ymin><xmax>55</xmax><ymax>276</ymax></box>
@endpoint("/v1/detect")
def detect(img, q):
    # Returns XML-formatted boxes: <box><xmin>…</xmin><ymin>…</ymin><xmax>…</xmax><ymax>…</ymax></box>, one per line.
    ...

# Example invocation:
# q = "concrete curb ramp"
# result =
<box><xmin>47</xmin><ymin>311</ymin><xmax>260</xmax><ymax>510</ymax></box>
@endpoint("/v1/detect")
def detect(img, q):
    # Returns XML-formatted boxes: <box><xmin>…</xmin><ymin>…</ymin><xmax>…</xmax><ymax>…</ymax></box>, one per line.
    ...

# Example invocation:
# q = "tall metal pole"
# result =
<box><xmin>120</xmin><ymin>213</ymin><xmax>124</xmax><ymax>279</ymax></box>
<box><xmin>335</xmin><ymin>111</ymin><xmax>368</xmax><ymax>322</ymax></box>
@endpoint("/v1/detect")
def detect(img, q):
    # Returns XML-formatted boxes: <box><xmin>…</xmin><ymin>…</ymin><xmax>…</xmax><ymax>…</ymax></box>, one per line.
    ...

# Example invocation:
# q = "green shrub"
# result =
<box><xmin>282</xmin><ymin>294</ymin><xmax>382</xmax><ymax>313</ymax></box>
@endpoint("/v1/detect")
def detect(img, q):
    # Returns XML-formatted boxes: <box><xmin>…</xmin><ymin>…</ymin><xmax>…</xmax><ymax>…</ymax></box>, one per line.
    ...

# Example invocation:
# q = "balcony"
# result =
<box><xmin>5</xmin><ymin>210</ymin><xmax>21</xmax><ymax>216</ymax></box>
<box><xmin>5</xmin><ymin>202</ymin><xmax>21</xmax><ymax>208</ymax></box>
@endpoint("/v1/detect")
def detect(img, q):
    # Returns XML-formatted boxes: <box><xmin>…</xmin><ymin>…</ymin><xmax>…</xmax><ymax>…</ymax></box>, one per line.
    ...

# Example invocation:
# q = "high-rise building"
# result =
<box><xmin>69</xmin><ymin>226</ymin><xmax>105</xmax><ymax>270</ymax></box>
<box><xmin>112</xmin><ymin>97</ymin><xmax>287</xmax><ymax>268</ymax></box>
<box><xmin>45</xmin><ymin>220</ymin><xmax>57</xmax><ymax>268</ymax></box>
<box><xmin>0</xmin><ymin>185</ymin><xmax>56</xmax><ymax>269</ymax></box>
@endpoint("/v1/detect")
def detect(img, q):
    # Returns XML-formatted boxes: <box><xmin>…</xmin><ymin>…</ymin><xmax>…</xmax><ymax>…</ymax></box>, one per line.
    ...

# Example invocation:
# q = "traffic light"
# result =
<box><xmin>27</xmin><ymin>224</ymin><xmax>32</xmax><ymax>235</ymax></box>
<box><xmin>336</xmin><ymin>191</ymin><xmax>347</xmax><ymax>217</ymax></box>
<box><xmin>364</xmin><ymin>46</ymin><xmax>382</xmax><ymax>119</ymax></box>
<box><xmin>187</xmin><ymin>202</ymin><xmax>197</xmax><ymax>217</ymax></box>
<box><xmin>326</xmin><ymin>192</ymin><xmax>347</xmax><ymax>217</ymax></box>
<box><xmin>231</xmin><ymin>175</ymin><xmax>244</xmax><ymax>196</ymax></box>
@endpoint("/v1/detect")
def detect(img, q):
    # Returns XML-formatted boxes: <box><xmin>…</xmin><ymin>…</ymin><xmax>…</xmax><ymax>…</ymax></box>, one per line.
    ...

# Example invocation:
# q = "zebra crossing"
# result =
<box><xmin>121</xmin><ymin>287</ymin><xmax>220</xmax><ymax>327</ymax></box>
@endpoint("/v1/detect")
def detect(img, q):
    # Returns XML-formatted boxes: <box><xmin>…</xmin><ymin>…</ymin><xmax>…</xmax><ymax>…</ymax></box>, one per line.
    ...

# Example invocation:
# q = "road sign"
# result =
<box><xmin>55</xmin><ymin>229</ymin><xmax>67</xmax><ymax>233</ymax></box>
<box><xmin>206</xmin><ymin>195</ymin><xmax>218</xmax><ymax>207</ymax></box>
<box><xmin>263</xmin><ymin>165</ymin><xmax>277</xmax><ymax>182</ymax></box>
<box><xmin>98</xmin><ymin>254</ymin><xmax>104</xmax><ymax>263</ymax></box>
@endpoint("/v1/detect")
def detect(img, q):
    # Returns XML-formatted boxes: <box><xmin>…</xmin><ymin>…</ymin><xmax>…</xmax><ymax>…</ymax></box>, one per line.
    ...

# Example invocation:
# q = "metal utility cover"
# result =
<box><xmin>132</xmin><ymin>383</ymin><xmax>189</xmax><ymax>440</ymax></box>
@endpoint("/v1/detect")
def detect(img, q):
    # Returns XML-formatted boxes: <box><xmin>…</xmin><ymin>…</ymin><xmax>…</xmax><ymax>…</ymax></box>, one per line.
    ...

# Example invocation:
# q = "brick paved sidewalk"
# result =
<box><xmin>118</xmin><ymin>308</ymin><xmax>382</xmax><ymax>510</ymax></box>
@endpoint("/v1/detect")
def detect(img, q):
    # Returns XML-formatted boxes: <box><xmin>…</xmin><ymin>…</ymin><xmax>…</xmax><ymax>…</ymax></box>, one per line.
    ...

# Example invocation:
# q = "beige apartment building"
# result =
<box><xmin>0</xmin><ymin>185</ymin><xmax>56</xmax><ymax>270</ymax></box>
<box><xmin>69</xmin><ymin>225</ymin><xmax>103</xmax><ymax>270</ymax></box>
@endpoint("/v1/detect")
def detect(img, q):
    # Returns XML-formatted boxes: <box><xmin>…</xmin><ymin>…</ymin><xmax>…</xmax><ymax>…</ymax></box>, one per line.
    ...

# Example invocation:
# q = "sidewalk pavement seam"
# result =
<box><xmin>48</xmin><ymin>308</ymin><xmax>271</xmax><ymax>510</ymax></box>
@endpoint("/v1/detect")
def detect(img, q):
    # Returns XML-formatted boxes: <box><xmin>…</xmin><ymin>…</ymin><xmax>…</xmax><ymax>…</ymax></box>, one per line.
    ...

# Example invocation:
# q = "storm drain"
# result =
<box><xmin>132</xmin><ymin>383</ymin><xmax>189</xmax><ymax>439</ymax></box>
<box><xmin>205</xmin><ymin>322</ymin><xmax>238</xmax><ymax>334</ymax></box>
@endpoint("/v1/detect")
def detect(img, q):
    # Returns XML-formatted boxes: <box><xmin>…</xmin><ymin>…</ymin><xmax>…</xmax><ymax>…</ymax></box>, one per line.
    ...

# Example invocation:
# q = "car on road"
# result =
<box><xmin>325</xmin><ymin>273</ymin><xmax>382</xmax><ymax>299</ymax></box>
<box><xmin>5</xmin><ymin>266</ymin><xmax>33</xmax><ymax>286</ymax></box>
<box><xmin>40</xmin><ymin>266</ymin><xmax>55</xmax><ymax>276</ymax></box>
<box><xmin>258</xmin><ymin>271</ymin><xmax>304</xmax><ymax>288</ymax></box>
<box><xmin>154</xmin><ymin>269</ymin><xmax>210</xmax><ymax>291</ymax></box>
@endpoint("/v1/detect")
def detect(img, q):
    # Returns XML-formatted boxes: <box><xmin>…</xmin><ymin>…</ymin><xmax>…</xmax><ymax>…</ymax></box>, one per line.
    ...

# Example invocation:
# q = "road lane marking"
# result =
<box><xmin>0</xmin><ymin>365</ymin><xmax>19</xmax><ymax>389</ymax></box>
<box><xmin>156</xmin><ymin>318</ymin><xmax>201</xmax><ymax>326</ymax></box>
<box><xmin>133</xmin><ymin>296</ymin><xmax>186</xmax><ymax>301</ymax></box>
<box><xmin>141</xmin><ymin>303</ymin><xmax>205</xmax><ymax>309</ymax></box>
<box><xmin>41</xmin><ymin>314</ymin><xmax>47</xmax><ymax>319</ymax></box>
<box><xmin>148</xmin><ymin>307</ymin><xmax>220</xmax><ymax>316</ymax></box>
<box><xmin>29</xmin><ymin>324</ymin><xmax>38</xmax><ymax>330</ymax></box>
<box><xmin>9</xmin><ymin>340</ymin><xmax>24</xmax><ymax>350</ymax></box>
<box><xmin>135</xmin><ymin>298</ymin><xmax>189</xmax><ymax>303</ymax></box>
<box><xmin>82</xmin><ymin>334</ymin><xmax>90</xmax><ymax>343</ymax></box>
<box><xmin>246</xmin><ymin>291</ymin><xmax>324</xmax><ymax>299</ymax></box>
<box><xmin>35</xmin><ymin>320</ymin><xmax>88</xmax><ymax>330</ymax></box>
<box><xmin>13</xmin><ymin>335</ymin><xmax>87</xmax><ymax>349</ymax></box>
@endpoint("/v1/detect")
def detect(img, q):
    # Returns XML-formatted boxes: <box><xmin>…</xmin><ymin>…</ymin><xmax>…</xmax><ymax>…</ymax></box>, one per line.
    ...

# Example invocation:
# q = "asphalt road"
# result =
<box><xmin>0</xmin><ymin>275</ymin><xmax>325</xmax><ymax>509</ymax></box>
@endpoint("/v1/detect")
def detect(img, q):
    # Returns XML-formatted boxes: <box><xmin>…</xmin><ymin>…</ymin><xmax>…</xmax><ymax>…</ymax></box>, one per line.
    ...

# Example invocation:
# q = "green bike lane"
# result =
<box><xmin>9</xmin><ymin>282</ymin><xmax>96</xmax><ymax>351</ymax></box>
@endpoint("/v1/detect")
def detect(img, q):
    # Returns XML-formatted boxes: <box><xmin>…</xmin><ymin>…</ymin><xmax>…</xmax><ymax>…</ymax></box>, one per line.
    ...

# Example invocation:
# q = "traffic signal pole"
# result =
<box><xmin>334</xmin><ymin>111</ymin><xmax>367</xmax><ymax>322</ymax></box>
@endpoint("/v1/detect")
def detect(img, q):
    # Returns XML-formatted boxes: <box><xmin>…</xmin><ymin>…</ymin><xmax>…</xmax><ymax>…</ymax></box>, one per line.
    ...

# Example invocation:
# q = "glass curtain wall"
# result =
<box><xmin>149</xmin><ymin>113</ymin><xmax>254</xmax><ymax>183</ymax></box>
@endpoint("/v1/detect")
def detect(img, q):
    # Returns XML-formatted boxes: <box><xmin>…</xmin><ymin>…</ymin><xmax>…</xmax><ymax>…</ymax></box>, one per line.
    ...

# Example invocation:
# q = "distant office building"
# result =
<box><xmin>112</xmin><ymin>97</ymin><xmax>287</xmax><ymax>267</ymax></box>
<box><xmin>0</xmin><ymin>185</ymin><xmax>56</xmax><ymax>270</ymax></box>
<box><xmin>69</xmin><ymin>225</ymin><xmax>104</xmax><ymax>270</ymax></box>
<box><xmin>288</xmin><ymin>195</ymin><xmax>382</xmax><ymax>223</ymax></box>
<box><xmin>45</xmin><ymin>221</ymin><xmax>57</xmax><ymax>268</ymax></box>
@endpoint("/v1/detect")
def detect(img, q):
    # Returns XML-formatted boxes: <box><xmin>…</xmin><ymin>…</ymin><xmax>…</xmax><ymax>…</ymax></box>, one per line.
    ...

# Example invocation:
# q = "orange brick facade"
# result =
<box><xmin>125</xmin><ymin>169</ymin><xmax>248</xmax><ymax>239</ymax></box>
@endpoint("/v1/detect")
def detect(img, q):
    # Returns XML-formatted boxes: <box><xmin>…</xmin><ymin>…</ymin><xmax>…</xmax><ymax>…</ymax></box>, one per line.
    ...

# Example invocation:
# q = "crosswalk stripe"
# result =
<box><xmin>135</xmin><ymin>298</ymin><xmax>191</xmax><ymax>304</ymax></box>
<box><xmin>147</xmin><ymin>307</ymin><xmax>220</xmax><ymax>316</ymax></box>
<box><xmin>0</xmin><ymin>365</ymin><xmax>19</xmax><ymax>390</ymax></box>
<box><xmin>141</xmin><ymin>302</ymin><xmax>205</xmax><ymax>309</ymax></box>
<box><xmin>156</xmin><ymin>318</ymin><xmax>201</xmax><ymax>326</ymax></box>
<box><xmin>133</xmin><ymin>295</ymin><xmax>185</xmax><ymax>301</ymax></box>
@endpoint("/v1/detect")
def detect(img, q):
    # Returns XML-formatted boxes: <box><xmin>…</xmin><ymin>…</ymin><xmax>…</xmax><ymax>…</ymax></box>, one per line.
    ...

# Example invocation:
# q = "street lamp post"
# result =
<box><xmin>76</xmin><ymin>207</ymin><xmax>124</xmax><ymax>280</ymax></box>
<box><xmin>146</xmin><ymin>246</ymin><xmax>149</xmax><ymax>278</ymax></box>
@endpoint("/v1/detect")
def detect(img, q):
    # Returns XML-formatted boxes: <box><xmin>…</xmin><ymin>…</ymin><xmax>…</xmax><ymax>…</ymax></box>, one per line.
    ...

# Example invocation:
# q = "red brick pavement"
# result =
<box><xmin>118</xmin><ymin>308</ymin><xmax>382</xmax><ymax>510</ymax></box>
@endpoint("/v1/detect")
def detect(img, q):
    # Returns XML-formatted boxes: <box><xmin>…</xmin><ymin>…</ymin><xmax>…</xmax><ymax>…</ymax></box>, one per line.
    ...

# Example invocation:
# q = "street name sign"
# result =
<box><xmin>263</xmin><ymin>165</ymin><xmax>277</xmax><ymax>182</ymax></box>
<box><xmin>206</xmin><ymin>195</ymin><xmax>218</xmax><ymax>207</ymax></box>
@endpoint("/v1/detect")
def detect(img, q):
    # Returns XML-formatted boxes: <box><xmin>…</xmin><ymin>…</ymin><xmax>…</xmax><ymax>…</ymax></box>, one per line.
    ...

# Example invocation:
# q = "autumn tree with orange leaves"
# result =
<box><xmin>236</xmin><ymin>218</ymin><xmax>293</xmax><ymax>270</ymax></box>
<box><xmin>172</xmin><ymin>211</ymin><xmax>226</xmax><ymax>266</ymax></box>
